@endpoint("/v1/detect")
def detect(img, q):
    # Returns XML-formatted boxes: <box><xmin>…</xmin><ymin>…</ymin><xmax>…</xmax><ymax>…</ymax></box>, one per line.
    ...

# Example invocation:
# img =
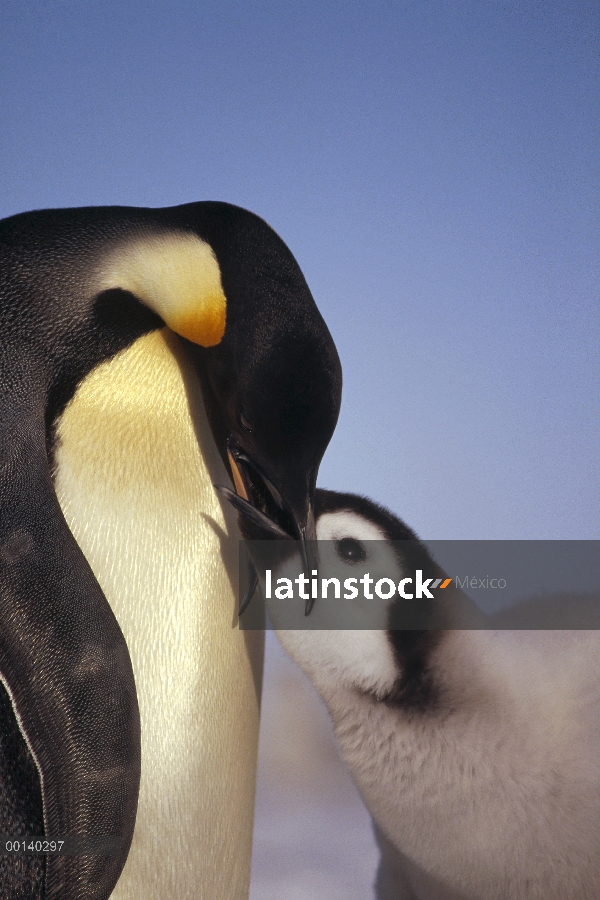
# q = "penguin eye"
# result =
<box><xmin>239</xmin><ymin>411</ymin><xmax>254</xmax><ymax>433</ymax></box>
<box><xmin>335</xmin><ymin>538</ymin><xmax>366</xmax><ymax>563</ymax></box>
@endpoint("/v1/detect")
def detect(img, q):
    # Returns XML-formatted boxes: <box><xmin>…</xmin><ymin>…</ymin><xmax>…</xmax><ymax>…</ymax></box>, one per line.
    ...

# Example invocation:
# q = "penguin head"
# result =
<box><xmin>187</xmin><ymin>203</ymin><xmax>343</xmax><ymax>545</ymax></box>
<box><xmin>268</xmin><ymin>489</ymin><xmax>412</xmax><ymax>697</ymax></box>
<box><xmin>272</xmin><ymin>490</ymin><xmax>448</xmax><ymax>704</ymax></box>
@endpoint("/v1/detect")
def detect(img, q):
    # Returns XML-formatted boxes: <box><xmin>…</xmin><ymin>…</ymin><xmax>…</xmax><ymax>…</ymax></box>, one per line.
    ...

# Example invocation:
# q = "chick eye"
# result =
<box><xmin>335</xmin><ymin>538</ymin><xmax>366</xmax><ymax>563</ymax></box>
<box><xmin>239</xmin><ymin>411</ymin><xmax>254</xmax><ymax>433</ymax></box>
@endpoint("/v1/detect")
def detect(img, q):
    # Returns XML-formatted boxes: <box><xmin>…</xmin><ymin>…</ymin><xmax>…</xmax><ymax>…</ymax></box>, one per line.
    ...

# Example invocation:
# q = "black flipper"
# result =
<box><xmin>0</xmin><ymin>415</ymin><xmax>140</xmax><ymax>900</ymax></box>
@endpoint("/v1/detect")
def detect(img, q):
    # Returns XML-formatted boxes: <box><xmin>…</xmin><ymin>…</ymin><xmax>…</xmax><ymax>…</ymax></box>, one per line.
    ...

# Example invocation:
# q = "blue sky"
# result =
<box><xmin>2</xmin><ymin>0</ymin><xmax>599</xmax><ymax>538</ymax></box>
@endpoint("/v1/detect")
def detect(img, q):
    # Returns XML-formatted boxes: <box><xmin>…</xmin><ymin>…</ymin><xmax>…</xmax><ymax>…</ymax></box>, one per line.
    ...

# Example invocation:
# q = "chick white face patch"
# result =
<box><xmin>276</xmin><ymin>510</ymin><xmax>402</xmax><ymax>695</ymax></box>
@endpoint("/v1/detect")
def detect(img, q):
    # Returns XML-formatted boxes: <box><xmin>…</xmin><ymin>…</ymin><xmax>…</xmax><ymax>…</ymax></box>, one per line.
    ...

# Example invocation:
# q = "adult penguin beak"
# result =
<box><xmin>216</xmin><ymin>437</ymin><xmax>318</xmax><ymax>616</ymax></box>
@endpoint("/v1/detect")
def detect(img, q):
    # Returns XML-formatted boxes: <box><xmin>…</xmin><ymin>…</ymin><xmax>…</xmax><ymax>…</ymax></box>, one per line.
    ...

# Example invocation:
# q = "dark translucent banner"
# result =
<box><xmin>238</xmin><ymin>540</ymin><xmax>600</xmax><ymax>629</ymax></box>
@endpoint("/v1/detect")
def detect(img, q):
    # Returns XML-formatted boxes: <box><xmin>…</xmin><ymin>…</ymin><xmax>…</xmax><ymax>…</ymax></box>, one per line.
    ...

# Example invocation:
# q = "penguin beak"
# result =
<box><xmin>216</xmin><ymin>437</ymin><xmax>317</xmax><ymax>615</ymax></box>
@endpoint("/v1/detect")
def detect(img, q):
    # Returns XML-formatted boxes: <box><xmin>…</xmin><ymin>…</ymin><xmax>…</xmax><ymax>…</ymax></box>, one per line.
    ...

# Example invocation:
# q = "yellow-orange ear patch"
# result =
<box><xmin>97</xmin><ymin>232</ymin><xmax>226</xmax><ymax>347</ymax></box>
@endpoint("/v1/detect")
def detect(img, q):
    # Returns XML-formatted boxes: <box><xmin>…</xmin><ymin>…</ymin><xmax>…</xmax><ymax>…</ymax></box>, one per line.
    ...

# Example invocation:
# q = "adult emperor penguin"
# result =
<box><xmin>238</xmin><ymin>490</ymin><xmax>600</xmax><ymax>900</ymax></box>
<box><xmin>0</xmin><ymin>203</ymin><xmax>342</xmax><ymax>900</ymax></box>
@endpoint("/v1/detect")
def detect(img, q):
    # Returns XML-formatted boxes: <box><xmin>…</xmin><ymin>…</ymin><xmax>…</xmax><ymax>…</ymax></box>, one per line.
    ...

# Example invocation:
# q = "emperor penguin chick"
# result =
<box><xmin>272</xmin><ymin>490</ymin><xmax>600</xmax><ymax>900</ymax></box>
